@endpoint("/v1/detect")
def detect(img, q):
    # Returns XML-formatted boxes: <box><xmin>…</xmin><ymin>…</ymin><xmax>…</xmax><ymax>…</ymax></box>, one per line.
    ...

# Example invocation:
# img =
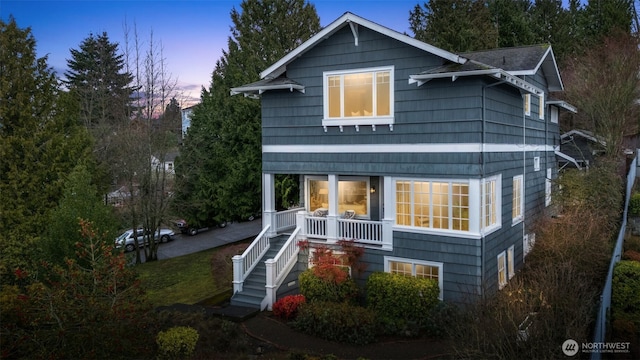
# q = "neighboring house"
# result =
<box><xmin>181</xmin><ymin>105</ymin><xmax>197</xmax><ymax>139</ymax></box>
<box><xmin>559</xmin><ymin>129</ymin><xmax>606</xmax><ymax>170</ymax></box>
<box><xmin>229</xmin><ymin>12</ymin><xmax>577</xmax><ymax>309</ymax></box>
<box><xmin>151</xmin><ymin>152</ymin><xmax>178</xmax><ymax>175</ymax></box>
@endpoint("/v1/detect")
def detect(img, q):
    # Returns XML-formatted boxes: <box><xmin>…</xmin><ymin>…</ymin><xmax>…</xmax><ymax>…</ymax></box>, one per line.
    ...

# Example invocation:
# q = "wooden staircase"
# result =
<box><xmin>230</xmin><ymin>235</ymin><xmax>289</xmax><ymax>309</ymax></box>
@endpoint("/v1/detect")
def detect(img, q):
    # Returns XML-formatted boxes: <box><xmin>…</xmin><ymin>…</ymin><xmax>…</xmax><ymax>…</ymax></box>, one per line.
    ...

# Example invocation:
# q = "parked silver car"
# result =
<box><xmin>115</xmin><ymin>228</ymin><xmax>175</xmax><ymax>252</ymax></box>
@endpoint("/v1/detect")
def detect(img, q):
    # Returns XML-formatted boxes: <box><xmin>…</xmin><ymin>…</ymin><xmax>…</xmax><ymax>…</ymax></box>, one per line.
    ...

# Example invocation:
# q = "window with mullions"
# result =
<box><xmin>512</xmin><ymin>175</ymin><xmax>523</xmax><ymax>224</ymax></box>
<box><xmin>324</xmin><ymin>67</ymin><xmax>394</xmax><ymax>124</ymax></box>
<box><xmin>386</xmin><ymin>257</ymin><xmax>443</xmax><ymax>299</ymax></box>
<box><xmin>395</xmin><ymin>180</ymin><xmax>469</xmax><ymax>231</ymax></box>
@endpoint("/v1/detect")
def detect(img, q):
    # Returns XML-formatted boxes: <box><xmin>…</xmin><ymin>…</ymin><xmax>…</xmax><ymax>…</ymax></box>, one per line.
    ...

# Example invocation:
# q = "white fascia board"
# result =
<box><xmin>230</xmin><ymin>84</ymin><xmax>305</xmax><ymax>96</ymax></box>
<box><xmin>263</xmin><ymin>143</ymin><xmax>556</xmax><ymax>154</ymax></box>
<box><xmin>547</xmin><ymin>100</ymin><xmax>577</xmax><ymax>113</ymax></box>
<box><xmin>260</xmin><ymin>12</ymin><xmax>466</xmax><ymax>80</ymax></box>
<box><xmin>508</xmin><ymin>47</ymin><xmax>564</xmax><ymax>91</ymax></box>
<box><xmin>410</xmin><ymin>69</ymin><xmax>543</xmax><ymax>95</ymax></box>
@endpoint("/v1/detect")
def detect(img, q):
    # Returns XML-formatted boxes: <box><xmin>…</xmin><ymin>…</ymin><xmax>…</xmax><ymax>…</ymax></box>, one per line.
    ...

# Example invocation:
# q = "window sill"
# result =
<box><xmin>393</xmin><ymin>225</ymin><xmax>482</xmax><ymax>239</ymax></box>
<box><xmin>511</xmin><ymin>217</ymin><xmax>523</xmax><ymax>226</ymax></box>
<box><xmin>322</xmin><ymin>117</ymin><xmax>394</xmax><ymax>132</ymax></box>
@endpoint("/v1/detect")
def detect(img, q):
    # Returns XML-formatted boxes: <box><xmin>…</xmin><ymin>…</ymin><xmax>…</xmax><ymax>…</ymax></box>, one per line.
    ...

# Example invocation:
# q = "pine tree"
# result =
<box><xmin>175</xmin><ymin>0</ymin><xmax>320</xmax><ymax>223</ymax></box>
<box><xmin>0</xmin><ymin>18</ymin><xmax>94</xmax><ymax>283</ymax></box>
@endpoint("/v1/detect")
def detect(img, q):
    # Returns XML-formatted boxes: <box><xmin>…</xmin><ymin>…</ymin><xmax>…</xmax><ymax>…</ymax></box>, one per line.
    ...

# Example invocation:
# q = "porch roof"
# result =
<box><xmin>230</xmin><ymin>76</ymin><xmax>305</xmax><ymax>98</ymax></box>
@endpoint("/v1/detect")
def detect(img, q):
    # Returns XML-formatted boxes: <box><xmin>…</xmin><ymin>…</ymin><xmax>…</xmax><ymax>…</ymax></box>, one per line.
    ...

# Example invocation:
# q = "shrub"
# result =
<box><xmin>299</xmin><ymin>268</ymin><xmax>358</xmax><ymax>303</ymax></box>
<box><xmin>612</xmin><ymin>260</ymin><xmax>640</xmax><ymax>325</ymax></box>
<box><xmin>293</xmin><ymin>301</ymin><xmax>377</xmax><ymax>345</ymax></box>
<box><xmin>156</xmin><ymin>326</ymin><xmax>200</xmax><ymax>359</ymax></box>
<box><xmin>366</xmin><ymin>272</ymin><xmax>440</xmax><ymax>333</ymax></box>
<box><xmin>273</xmin><ymin>294</ymin><xmax>306</xmax><ymax>320</ymax></box>
<box><xmin>630</xmin><ymin>192</ymin><xmax>640</xmax><ymax>216</ymax></box>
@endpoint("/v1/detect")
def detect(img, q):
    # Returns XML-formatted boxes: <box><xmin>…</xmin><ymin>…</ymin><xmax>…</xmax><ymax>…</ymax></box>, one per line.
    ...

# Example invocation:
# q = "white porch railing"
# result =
<box><xmin>232</xmin><ymin>225</ymin><xmax>270</xmax><ymax>293</ymax></box>
<box><xmin>275</xmin><ymin>207</ymin><xmax>303</xmax><ymax>232</ymax></box>
<box><xmin>338</xmin><ymin>218</ymin><xmax>383</xmax><ymax>245</ymax></box>
<box><xmin>264</xmin><ymin>227</ymin><xmax>301</xmax><ymax>310</ymax></box>
<box><xmin>296</xmin><ymin>210</ymin><xmax>391</xmax><ymax>249</ymax></box>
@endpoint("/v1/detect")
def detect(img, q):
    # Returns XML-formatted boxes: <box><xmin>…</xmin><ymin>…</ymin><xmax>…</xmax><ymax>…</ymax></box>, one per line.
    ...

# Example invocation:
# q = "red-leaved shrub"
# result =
<box><xmin>272</xmin><ymin>294</ymin><xmax>306</xmax><ymax>320</ymax></box>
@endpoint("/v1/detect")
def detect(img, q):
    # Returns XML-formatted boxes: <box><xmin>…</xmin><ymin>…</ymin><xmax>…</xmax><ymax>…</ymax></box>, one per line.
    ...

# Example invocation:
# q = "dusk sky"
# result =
<box><xmin>1</xmin><ymin>0</ymin><xmax>419</xmax><ymax>107</ymax></box>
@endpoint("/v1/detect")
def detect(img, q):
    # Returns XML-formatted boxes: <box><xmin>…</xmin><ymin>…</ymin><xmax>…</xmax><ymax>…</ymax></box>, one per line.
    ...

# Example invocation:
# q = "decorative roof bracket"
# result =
<box><xmin>349</xmin><ymin>21</ymin><xmax>359</xmax><ymax>46</ymax></box>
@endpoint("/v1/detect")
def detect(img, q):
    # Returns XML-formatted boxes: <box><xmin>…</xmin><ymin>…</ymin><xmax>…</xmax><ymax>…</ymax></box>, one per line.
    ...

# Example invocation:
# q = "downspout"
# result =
<box><xmin>481</xmin><ymin>80</ymin><xmax>505</xmax><ymax>296</ymax></box>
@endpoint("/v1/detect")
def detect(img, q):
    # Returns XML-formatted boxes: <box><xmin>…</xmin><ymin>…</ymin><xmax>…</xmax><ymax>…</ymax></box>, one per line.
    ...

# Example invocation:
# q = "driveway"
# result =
<box><xmin>153</xmin><ymin>219</ymin><xmax>263</xmax><ymax>260</ymax></box>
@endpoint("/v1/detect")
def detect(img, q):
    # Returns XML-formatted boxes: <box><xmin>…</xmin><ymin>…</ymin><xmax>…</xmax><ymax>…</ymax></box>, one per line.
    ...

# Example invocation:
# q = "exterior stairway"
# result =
<box><xmin>230</xmin><ymin>235</ymin><xmax>289</xmax><ymax>309</ymax></box>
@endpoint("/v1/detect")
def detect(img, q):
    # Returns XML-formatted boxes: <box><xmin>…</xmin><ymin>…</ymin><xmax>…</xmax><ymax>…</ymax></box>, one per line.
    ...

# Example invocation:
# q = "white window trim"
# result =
<box><xmin>524</xmin><ymin>94</ymin><xmax>531</xmax><ymax>116</ymax></box>
<box><xmin>507</xmin><ymin>245</ymin><xmax>515</xmax><ymax>279</ymax></box>
<box><xmin>384</xmin><ymin>256</ymin><xmax>443</xmax><ymax>300</ymax></box>
<box><xmin>550</xmin><ymin>106</ymin><xmax>559</xmax><ymax>124</ymax></box>
<box><xmin>533</xmin><ymin>157</ymin><xmax>541</xmax><ymax>171</ymax></box>
<box><xmin>481</xmin><ymin>175</ymin><xmax>502</xmax><ymax>235</ymax></box>
<box><xmin>512</xmin><ymin>175</ymin><xmax>524</xmax><ymax>225</ymax></box>
<box><xmin>538</xmin><ymin>93</ymin><xmax>545</xmax><ymax>120</ymax></box>
<box><xmin>545</xmin><ymin>168</ymin><xmax>552</xmax><ymax>207</ymax></box>
<box><xmin>392</xmin><ymin>178</ymin><xmax>482</xmax><ymax>238</ymax></box>
<box><xmin>497</xmin><ymin>251</ymin><xmax>507</xmax><ymax>290</ymax></box>
<box><xmin>322</xmin><ymin>66</ymin><xmax>395</xmax><ymax>128</ymax></box>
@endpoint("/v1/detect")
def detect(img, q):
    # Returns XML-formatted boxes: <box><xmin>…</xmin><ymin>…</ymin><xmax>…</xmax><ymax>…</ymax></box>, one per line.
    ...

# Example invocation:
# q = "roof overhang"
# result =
<box><xmin>555</xmin><ymin>150</ymin><xmax>582</xmax><ymax>170</ymax></box>
<box><xmin>547</xmin><ymin>100</ymin><xmax>577</xmax><ymax>113</ymax></box>
<box><xmin>230</xmin><ymin>82</ymin><xmax>305</xmax><ymax>98</ymax></box>
<box><xmin>410</xmin><ymin>68</ymin><xmax>544</xmax><ymax>95</ymax></box>
<box><xmin>507</xmin><ymin>46</ymin><xmax>563</xmax><ymax>91</ymax></box>
<box><xmin>561</xmin><ymin>129</ymin><xmax>606</xmax><ymax>146</ymax></box>
<box><xmin>260</xmin><ymin>12</ymin><xmax>467</xmax><ymax>80</ymax></box>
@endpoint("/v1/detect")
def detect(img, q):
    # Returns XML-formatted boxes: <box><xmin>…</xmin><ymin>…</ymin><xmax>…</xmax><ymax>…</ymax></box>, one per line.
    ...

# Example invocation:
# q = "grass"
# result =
<box><xmin>134</xmin><ymin>248</ymin><xmax>227</xmax><ymax>307</ymax></box>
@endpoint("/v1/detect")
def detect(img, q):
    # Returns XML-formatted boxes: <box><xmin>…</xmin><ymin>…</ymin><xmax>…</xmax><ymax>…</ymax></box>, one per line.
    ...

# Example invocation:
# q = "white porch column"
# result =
<box><xmin>296</xmin><ymin>210</ymin><xmax>307</xmax><ymax>237</ymax></box>
<box><xmin>327</xmin><ymin>174</ymin><xmax>339</xmax><ymax>243</ymax></box>
<box><xmin>263</xmin><ymin>173</ymin><xmax>277</xmax><ymax>237</ymax></box>
<box><xmin>381</xmin><ymin>176</ymin><xmax>394</xmax><ymax>250</ymax></box>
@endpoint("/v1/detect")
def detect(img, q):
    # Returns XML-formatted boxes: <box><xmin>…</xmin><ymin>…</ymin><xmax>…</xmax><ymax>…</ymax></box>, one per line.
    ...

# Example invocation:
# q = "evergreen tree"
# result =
<box><xmin>175</xmin><ymin>0</ymin><xmax>320</xmax><ymax>223</ymax></box>
<box><xmin>489</xmin><ymin>0</ymin><xmax>536</xmax><ymax>48</ymax></box>
<box><xmin>64</xmin><ymin>32</ymin><xmax>134</xmax><ymax>188</ymax></box>
<box><xmin>410</xmin><ymin>0</ymin><xmax>498</xmax><ymax>52</ymax></box>
<box><xmin>0</xmin><ymin>18</ymin><xmax>94</xmax><ymax>283</ymax></box>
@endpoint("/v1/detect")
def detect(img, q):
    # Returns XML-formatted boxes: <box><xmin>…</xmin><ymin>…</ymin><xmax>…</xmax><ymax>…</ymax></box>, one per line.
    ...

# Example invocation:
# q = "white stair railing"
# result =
<box><xmin>232</xmin><ymin>225</ymin><xmax>270</xmax><ymax>293</ymax></box>
<box><xmin>264</xmin><ymin>227</ymin><xmax>301</xmax><ymax>310</ymax></box>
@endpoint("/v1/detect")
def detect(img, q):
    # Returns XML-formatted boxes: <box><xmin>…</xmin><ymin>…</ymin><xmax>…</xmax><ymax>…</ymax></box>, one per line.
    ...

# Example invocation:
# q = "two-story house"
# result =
<box><xmin>229</xmin><ymin>12</ymin><xmax>576</xmax><ymax>310</ymax></box>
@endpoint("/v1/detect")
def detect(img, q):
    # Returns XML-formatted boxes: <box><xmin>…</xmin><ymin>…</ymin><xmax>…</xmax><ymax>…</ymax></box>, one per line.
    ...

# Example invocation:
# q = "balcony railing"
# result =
<box><xmin>294</xmin><ymin>211</ymin><xmax>391</xmax><ymax>249</ymax></box>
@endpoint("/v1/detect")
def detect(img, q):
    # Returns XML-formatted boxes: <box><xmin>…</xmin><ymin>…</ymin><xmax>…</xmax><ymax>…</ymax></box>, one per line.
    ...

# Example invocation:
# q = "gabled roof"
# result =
<box><xmin>230</xmin><ymin>77</ymin><xmax>305</xmax><ymax>98</ymax></box>
<box><xmin>259</xmin><ymin>12</ymin><xmax>466</xmax><ymax>80</ymax></box>
<box><xmin>463</xmin><ymin>45</ymin><xmax>564</xmax><ymax>91</ymax></box>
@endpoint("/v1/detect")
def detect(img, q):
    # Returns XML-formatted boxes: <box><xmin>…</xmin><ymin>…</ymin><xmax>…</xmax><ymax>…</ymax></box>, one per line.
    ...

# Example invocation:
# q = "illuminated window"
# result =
<box><xmin>307</xmin><ymin>177</ymin><xmax>369</xmax><ymax>217</ymax></box>
<box><xmin>538</xmin><ymin>93</ymin><xmax>545</xmax><ymax>120</ymax></box>
<box><xmin>483</xmin><ymin>177</ymin><xmax>499</xmax><ymax>229</ymax></box>
<box><xmin>386</xmin><ymin>256</ymin><xmax>443</xmax><ymax>299</ymax></box>
<box><xmin>512</xmin><ymin>175</ymin><xmax>523</xmax><ymax>224</ymax></box>
<box><xmin>545</xmin><ymin>168</ymin><xmax>552</xmax><ymax>207</ymax></box>
<box><xmin>497</xmin><ymin>251</ymin><xmax>507</xmax><ymax>289</ymax></box>
<box><xmin>323</xmin><ymin>66</ymin><xmax>394</xmax><ymax>126</ymax></box>
<box><xmin>524</xmin><ymin>94</ymin><xmax>531</xmax><ymax>116</ymax></box>
<box><xmin>395</xmin><ymin>180</ymin><xmax>469</xmax><ymax>231</ymax></box>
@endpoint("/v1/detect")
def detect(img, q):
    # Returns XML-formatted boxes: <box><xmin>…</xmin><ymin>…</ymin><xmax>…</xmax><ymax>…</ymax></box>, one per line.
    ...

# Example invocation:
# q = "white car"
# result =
<box><xmin>115</xmin><ymin>228</ymin><xmax>175</xmax><ymax>252</ymax></box>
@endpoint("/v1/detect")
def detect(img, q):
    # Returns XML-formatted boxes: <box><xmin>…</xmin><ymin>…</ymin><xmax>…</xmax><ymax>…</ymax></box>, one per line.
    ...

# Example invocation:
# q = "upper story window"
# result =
<box><xmin>524</xmin><ymin>94</ymin><xmax>531</xmax><ymax>116</ymax></box>
<box><xmin>538</xmin><ymin>93</ymin><xmax>545</xmax><ymax>120</ymax></box>
<box><xmin>323</xmin><ymin>66</ymin><xmax>394</xmax><ymax>127</ymax></box>
<box><xmin>482</xmin><ymin>176</ymin><xmax>501</xmax><ymax>231</ymax></box>
<box><xmin>550</xmin><ymin>106</ymin><xmax>558</xmax><ymax>124</ymax></box>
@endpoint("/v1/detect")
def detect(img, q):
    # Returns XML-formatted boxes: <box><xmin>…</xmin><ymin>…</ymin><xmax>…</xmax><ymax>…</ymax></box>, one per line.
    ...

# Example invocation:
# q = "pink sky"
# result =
<box><xmin>1</xmin><ymin>0</ymin><xmax>417</xmax><ymax>108</ymax></box>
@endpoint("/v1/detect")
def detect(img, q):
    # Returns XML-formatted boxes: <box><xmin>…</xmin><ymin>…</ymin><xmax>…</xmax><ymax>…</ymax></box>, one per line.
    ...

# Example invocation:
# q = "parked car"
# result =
<box><xmin>174</xmin><ymin>219</ymin><xmax>227</xmax><ymax>236</ymax></box>
<box><xmin>115</xmin><ymin>228</ymin><xmax>175</xmax><ymax>252</ymax></box>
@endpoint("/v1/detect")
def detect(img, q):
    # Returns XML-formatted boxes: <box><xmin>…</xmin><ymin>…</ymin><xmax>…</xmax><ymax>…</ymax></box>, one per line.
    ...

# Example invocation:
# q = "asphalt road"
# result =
<box><xmin>130</xmin><ymin>219</ymin><xmax>263</xmax><ymax>262</ymax></box>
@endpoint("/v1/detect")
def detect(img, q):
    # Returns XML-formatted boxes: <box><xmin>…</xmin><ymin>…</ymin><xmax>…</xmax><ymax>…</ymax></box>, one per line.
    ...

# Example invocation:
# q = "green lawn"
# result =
<box><xmin>134</xmin><ymin>248</ymin><xmax>230</xmax><ymax>307</ymax></box>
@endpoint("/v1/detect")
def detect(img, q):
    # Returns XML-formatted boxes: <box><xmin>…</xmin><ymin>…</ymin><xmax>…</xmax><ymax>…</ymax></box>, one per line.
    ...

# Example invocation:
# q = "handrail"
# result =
<box><xmin>232</xmin><ymin>225</ymin><xmax>270</xmax><ymax>293</ymax></box>
<box><xmin>275</xmin><ymin>207</ymin><xmax>303</xmax><ymax>232</ymax></box>
<box><xmin>338</xmin><ymin>218</ymin><xmax>383</xmax><ymax>244</ymax></box>
<box><xmin>265</xmin><ymin>227</ymin><xmax>301</xmax><ymax>310</ymax></box>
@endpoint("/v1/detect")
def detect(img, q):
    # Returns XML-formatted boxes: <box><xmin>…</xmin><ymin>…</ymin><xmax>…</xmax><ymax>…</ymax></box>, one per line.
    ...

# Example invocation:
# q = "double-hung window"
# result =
<box><xmin>323</xmin><ymin>66</ymin><xmax>394</xmax><ymax>127</ymax></box>
<box><xmin>482</xmin><ymin>176</ymin><xmax>501</xmax><ymax>231</ymax></box>
<box><xmin>497</xmin><ymin>251</ymin><xmax>507</xmax><ymax>289</ymax></box>
<box><xmin>538</xmin><ymin>93</ymin><xmax>545</xmax><ymax>120</ymax></box>
<box><xmin>512</xmin><ymin>175</ymin><xmax>523</xmax><ymax>225</ymax></box>
<box><xmin>385</xmin><ymin>256</ymin><xmax>443</xmax><ymax>299</ymax></box>
<box><xmin>524</xmin><ymin>94</ymin><xmax>531</xmax><ymax>116</ymax></box>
